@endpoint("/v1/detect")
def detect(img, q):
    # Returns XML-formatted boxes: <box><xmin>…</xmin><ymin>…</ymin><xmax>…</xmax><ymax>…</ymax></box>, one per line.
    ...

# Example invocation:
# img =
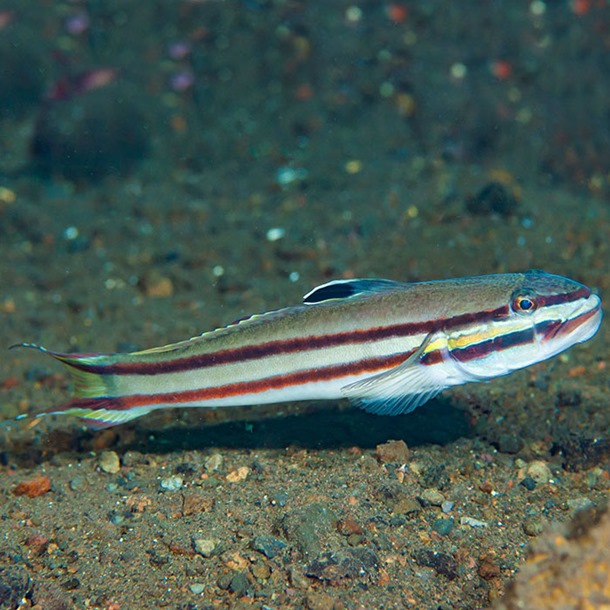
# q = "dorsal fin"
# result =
<box><xmin>303</xmin><ymin>278</ymin><xmax>402</xmax><ymax>304</ymax></box>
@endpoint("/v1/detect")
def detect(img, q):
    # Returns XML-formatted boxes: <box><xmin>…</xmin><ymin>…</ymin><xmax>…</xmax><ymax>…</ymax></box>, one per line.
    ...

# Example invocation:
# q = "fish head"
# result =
<box><xmin>445</xmin><ymin>270</ymin><xmax>603</xmax><ymax>380</ymax></box>
<box><xmin>522</xmin><ymin>270</ymin><xmax>603</xmax><ymax>359</ymax></box>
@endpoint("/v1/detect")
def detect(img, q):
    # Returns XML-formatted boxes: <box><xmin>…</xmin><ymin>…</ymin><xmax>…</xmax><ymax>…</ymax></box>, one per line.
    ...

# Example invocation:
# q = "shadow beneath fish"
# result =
<box><xmin>1</xmin><ymin>399</ymin><xmax>473</xmax><ymax>467</ymax></box>
<box><xmin>127</xmin><ymin>398</ymin><xmax>473</xmax><ymax>453</ymax></box>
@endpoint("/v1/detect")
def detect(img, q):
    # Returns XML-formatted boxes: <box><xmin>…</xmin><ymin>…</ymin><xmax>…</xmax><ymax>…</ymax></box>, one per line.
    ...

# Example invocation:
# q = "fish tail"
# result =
<box><xmin>12</xmin><ymin>343</ymin><xmax>152</xmax><ymax>428</ymax></box>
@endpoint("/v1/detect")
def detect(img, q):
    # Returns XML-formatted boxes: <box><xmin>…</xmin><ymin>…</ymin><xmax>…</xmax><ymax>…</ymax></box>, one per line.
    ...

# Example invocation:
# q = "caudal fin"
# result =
<box><xmin>12</xmin><ymin>343</ymin><xmax>153</xmax><ymax>429</ymax></box>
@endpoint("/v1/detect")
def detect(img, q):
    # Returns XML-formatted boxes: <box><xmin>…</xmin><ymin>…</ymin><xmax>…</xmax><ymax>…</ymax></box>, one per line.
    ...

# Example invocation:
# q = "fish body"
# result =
<box><xmin>16</xmin><ymin>270</ymin><xmax>602</xmax><ymax>428</ymax></box>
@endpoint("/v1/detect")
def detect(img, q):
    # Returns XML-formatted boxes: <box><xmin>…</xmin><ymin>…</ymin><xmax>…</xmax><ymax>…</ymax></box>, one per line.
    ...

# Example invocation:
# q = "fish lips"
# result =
<box><xmin>541</xmin><ymin>293</ymin><xmax>603</xmax><ymax>349</ymax></box>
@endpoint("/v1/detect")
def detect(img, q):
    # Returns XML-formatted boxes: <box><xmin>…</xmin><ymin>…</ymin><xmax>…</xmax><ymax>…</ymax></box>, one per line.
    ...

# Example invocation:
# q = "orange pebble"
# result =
<box><xmin>1</xmin><ymin>376</ymin><xmax>19</xmax><ymax>390</ymax></box>
<box><xmin>567</xmin><ymin>365</ymin><xmax>586</xmax><ymax>377</ymax></box>
<box><xmin>378</xmin><ymin>567</ymin><xmax>391</xmax><ymax>585</ymax></box>
<box><xmin>13</xmin><ymin>476</ymin><xmax>52</xmax><ymax>498</ymax></box>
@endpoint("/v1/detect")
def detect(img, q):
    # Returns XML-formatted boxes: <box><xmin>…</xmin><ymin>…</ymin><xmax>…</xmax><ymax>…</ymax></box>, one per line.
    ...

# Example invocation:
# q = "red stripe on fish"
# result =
<box><xmin>54</xmin><ymin>352</ymin><xmax>412</xmax><ymax>413</ymax></box>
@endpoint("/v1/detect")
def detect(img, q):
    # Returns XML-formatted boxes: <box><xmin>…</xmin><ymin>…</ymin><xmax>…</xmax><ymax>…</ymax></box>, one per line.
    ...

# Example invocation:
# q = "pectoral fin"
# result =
<box><xmin>341</xmin><ymin>333</ymin><xmax>448</xmax><ymax>415</ymax></box>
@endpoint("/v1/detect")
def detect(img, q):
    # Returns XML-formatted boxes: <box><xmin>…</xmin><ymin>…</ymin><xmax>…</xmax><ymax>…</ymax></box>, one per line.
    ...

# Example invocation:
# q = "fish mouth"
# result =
<box><xmin>568</xmin><ymin>293</ymin><xmax>603</xmax><ymax>344</ymax></box>
<box><xmin>541</xmin><ymin>293</ymin><xmax>603</xmax><ymax>348</ymax></box>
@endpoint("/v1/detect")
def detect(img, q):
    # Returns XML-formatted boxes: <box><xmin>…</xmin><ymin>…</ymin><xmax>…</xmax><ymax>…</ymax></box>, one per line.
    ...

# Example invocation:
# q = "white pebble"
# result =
<box><xmin>205</xmin><ymin>453</ymin><xmax>224</xmax><ymax>472</ymax></box>
<box><xmin>64</xmin><ymin>226</ymin><xmax>79</xmax><ymax>240</ymax></box>
<box><xmin>160</xmin><ymin>474</ymin><xmax>184</xmax><ymax>492</ymax></box>
<box><xmin>275</xmin><ymin>166</ymin><xmax>308</xmax><ymax>186</ymax></box>
<box><xmin>266</xmin><ymin>227</ymin><xmax>285</xmax><ymax>242</ymax></box>
<box><xmin>460</xmin><ymin>516</ymin><xmax>488</xmax><ymax>528</ymax></box>
<box><xmin>441</xmin><ymin>500</ymin><xmax>454</xmax><ymax>514</ymax></box>
<box><xmin>98</xmin><ymin>451</ymin><xmax>121</xmax><ymax>474</ymax></box>
<box><xmin>525</xmin><ymin>460</ymin><xmax>553</xmax><ymax>485</ymax></box>
<box><xmin>189</xmin><ymin>583</ymin><xmax>205</xmax><ymax>595</ymax></box>
<box><xmin>193</xmin><ymin>537</ymin><xmax>218</xmax><ymax>558</ymax></box>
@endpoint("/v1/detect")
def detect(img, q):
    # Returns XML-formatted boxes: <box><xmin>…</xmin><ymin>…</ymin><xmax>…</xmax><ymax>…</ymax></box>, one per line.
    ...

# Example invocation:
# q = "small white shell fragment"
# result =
<box><xmin>275</xmin><ymin>166</ymin><xmax>308</xmax><ymax>186</ymax></box>
<box><xmin>266</xmin><ymin>227</ymin><xmax>286</xmax><ymax>242</ymax></box>
<box><xmin>160</xmin><ymin>474</ymin><xmax>184</xmax><ymax>491</ymax></box>
<box><xmin>460</xmin><ymin>516</ymin><xmax>488</xmax><ymax>528</ymax></box>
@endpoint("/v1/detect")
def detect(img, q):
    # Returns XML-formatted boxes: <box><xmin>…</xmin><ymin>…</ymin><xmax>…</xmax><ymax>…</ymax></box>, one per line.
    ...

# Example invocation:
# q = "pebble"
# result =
<box><xmin>421</xmin><ymin>464</ymin><xmax>449</xmax><ymax>489</ymax></box>
<box><xmin>204</xmin><ymin>453</ymin><xmax>224</xmax><ymax>472</ymax></box>
<box><xmin>98</xmin><ymin>451</ymin><xmax>120</xmax><ymax>474</ymax></box>
<box><xmin>69</xmin><ymin>476</ymin><xmax>86</xmax><ymax>492</ymax></box>
<box><xmin>420</xmin><ymin>488</ymin><xmax>446</xmax><ymax>507</ymax></box>
<box><xmin>375</xmin><ymin>439</ymin><xmax>409</xmax><ymax>464</ymax></box>
<box><xmin>337</xmin><ymin>517</ymin><xmax>363</xmax><ymax>536</ymax></box>
<box><xmin>414</xmin><ymin>549</ymin><xmax>458</xmax><ymax>580</ymax></box>
<box><xmin>358</xmin><ymin>454</ymin><xmax>379</xmax><ymax>471</ymax></box>
<box><xmin>306</xmin><ymin>591</ymin><xmax>336</xmax><ymax>610</ymax></box>
<box><xmin>266</xmin><ymin>227</ymin><xmax>285</xmax><ymax>242</ymax></box>
<box><xmin>226</xmin><ymin>466</ymin><xmax>250</xmax><ymax>483</ymax></box>
<box><xmin>189</xmin><ymin>583</ymin><xmax>204</xmax><ymax>595</ymax></box>
<box><xmin>251</xmin><ymin>562</ymin><xmax>271</xmax><ymax>580</ymax></box>
<box><xmin>229</xmin><ymin>571</ymin><xmax>249</xmax><ymax>596</ymax></box>
<box><xmin>109</xmin><ymin>512</ymin><xmax>125</xmax><ymax>525</ymax></box>
<box><xmin>216</xmin><ymin>573</ymin><xmax>232</xmax><ymax>590</ymax></box>
<box><xmin>142</xmin><ymin>272</ymin><xmax>174</xmax><ymax>298</ymax></box>
<box><xmin>281</xmin><ymin>502</ymin><xmax>338</xmax><ymax>556</ymax></box>
<box><xmin>346</xmin><ymin>533</ymin><xmax>364</xmax><ymax>546</ymax></box>
<box><xmin>193</xmin><ymin>537</ymin><xmax>218</xmax><ymax>558</ymax></box>
<box><xmin>121</xmin><ymin>450</ymin><xmax>148</xmax><ymax>467</ymax></box>
<box><xmin>525</xmin><ymin>460</ymin><xmax>553</xmax><ymax>485</ymax></box>
<box><xmin>306</xmin><ymin>548</ymin><xmax>379</xmax><ymax>581</ymax></box>
<box><xmin>392</xmin><ymin>496</ymin><xmax>421</xmax><ymax>516</ymax></box>
<box><xmin>159</xmin><ymin>475</ymin><xmax>183</xmax><ymax>492</ymax></box>
<box><xmin>252</xmin><ymin>534</ymin><xmax>287</xmax><ymax>559</ymax></box>
<box><xmin>432</xmin><ymin>518</ymin><xmax>455</xmax><ymax>536</ymax></box>
<box><xmin>289</xmin><ymin>565</ymin><xmax>311</xmax><ymax>589</ymax></box>
<box><xmin>523</xmin><ymin>516</ymin><xmax>546</xmax><ymax>536</ymax></box>
<box><xmin>497</xmin><ymin>432</ymin><xmax>523</xmax><ymax>454</ymax></box>
<box><xmin>520</xmin><ymin>476</ymin><xmax>537</xmax><ymax>491</ymax></box>
<box><xmin>275</xmin><ymin>165</ymin><xmax>308</xmax><ymax>186</ymax></box>
<box><xmin>441</xmin><ymin>500</ymin><xmax>454</xmax><ymax>513</ymax></box>
<box><xmin>271</xmin><ymin>490</ymin><xmax>289</xmax><ymax>507</ymax></box>
<box><xmin>460</xmin><ymin>516</ymin><xmax>488</xmax><ymax>528</ymax></box>
<box><xmin>478</xmin><ymin>557</ymin><xmax>501</xmax><ymax>580</ymax></box>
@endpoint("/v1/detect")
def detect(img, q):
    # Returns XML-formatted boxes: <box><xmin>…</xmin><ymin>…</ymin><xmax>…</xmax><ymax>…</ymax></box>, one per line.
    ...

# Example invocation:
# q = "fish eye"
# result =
<box><xmin>511</xmin><ymin>293</ymin><xmax>537</xmax><ymax>314</ymax></box>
